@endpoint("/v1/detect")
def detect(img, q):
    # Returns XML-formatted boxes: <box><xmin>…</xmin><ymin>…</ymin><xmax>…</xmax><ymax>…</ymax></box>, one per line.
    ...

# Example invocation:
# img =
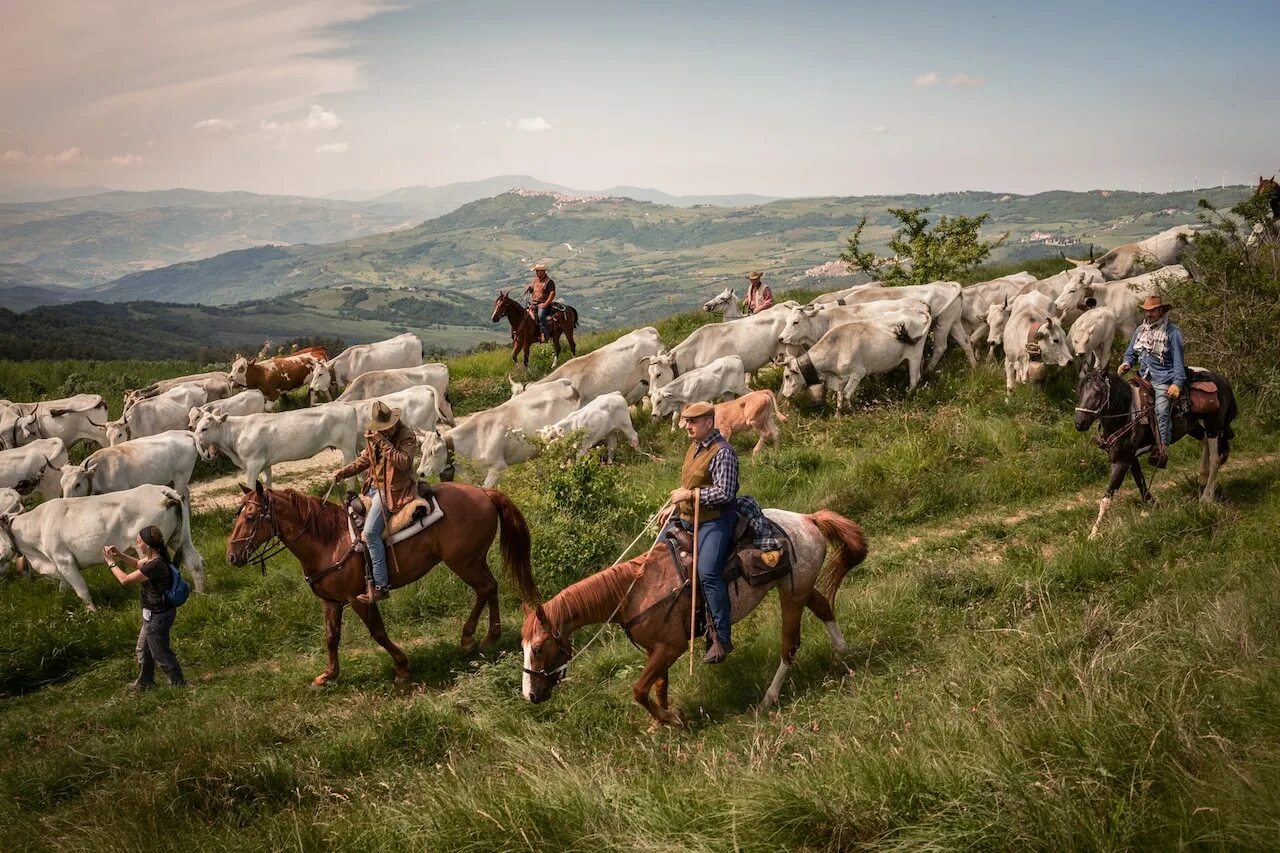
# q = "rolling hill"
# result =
<box><xmin>92</xmin><ymin>186</ymin><xmax>1249</xmax><ymax>330</ymax></box>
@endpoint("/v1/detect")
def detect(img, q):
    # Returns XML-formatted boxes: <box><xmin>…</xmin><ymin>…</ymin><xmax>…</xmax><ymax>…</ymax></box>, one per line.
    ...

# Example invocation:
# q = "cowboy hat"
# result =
<box><xmin>533</xmin><ymin>262</ymin><xmax>548</xmax><ymax>271</ymax></box>
<box><xmin>366</xmin><ymin>400</ymin><xmax>402</xmax><ymax>432</ymax></box>
<box><xmin>1140</xmin><ymin>295</ymin><xmax>1170</xmax><ymax>311</ymax></box>
<box><xmin>680</xmin><ymin>401</ymin><xmax>715</xmax><ymax>421</ymax></box>
<box><xmin>747</xmin><ymin>271</ymin><xmax>763</xmax><ymax>281</ymax></box>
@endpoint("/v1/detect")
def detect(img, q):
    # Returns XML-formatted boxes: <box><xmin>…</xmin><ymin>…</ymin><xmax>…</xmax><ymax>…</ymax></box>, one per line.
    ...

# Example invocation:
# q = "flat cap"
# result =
<box><xmin>680</xmin><ymin>401</ymin><xmax>715</xmax><ymax>420</ymax></box>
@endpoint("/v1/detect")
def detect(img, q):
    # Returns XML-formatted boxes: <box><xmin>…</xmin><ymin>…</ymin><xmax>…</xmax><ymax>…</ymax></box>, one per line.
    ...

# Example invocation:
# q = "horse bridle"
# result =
<box><xmin>231</xmin><ymin>489</ymin><xmax>316</xmax><ymax>575</ymax></box>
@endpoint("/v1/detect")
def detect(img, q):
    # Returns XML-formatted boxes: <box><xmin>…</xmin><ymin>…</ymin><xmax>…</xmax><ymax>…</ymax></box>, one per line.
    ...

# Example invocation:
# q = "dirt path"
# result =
<box><xmin>190</xmin><ymin>449</ymin><xmax>345</xmax><ymax>512</ymax></box>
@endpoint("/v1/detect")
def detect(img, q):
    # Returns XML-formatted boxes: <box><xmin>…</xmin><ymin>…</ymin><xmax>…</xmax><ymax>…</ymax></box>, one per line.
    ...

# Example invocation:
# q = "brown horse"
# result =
<box><xmin>227</xmin><ymin>481</ymin><xmax>540</xmax><ymax>686</ymax></box>
<box><xmin>520</xmin><ymin>509</ymin><xmax>868</xmax><ymax>726</ymax></box>
<box><xmin>491</xmin><ymin>291</ymin><xmax>578</xmax><ymax>369</ymax></box>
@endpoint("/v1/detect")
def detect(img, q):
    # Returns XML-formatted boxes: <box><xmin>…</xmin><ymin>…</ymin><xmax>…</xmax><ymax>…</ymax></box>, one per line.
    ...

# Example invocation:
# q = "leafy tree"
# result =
<box><xmin>841</xmin><ymin>206</ymin><xmax>1006</xmax><ymax>285</ymax></box>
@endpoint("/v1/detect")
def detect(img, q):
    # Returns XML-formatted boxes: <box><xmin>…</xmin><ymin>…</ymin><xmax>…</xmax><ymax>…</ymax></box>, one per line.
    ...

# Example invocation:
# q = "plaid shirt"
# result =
<box><xmin>696</xmin><ymin>431</ymin><xmax>738</xmax><ymax>508</ymax></box>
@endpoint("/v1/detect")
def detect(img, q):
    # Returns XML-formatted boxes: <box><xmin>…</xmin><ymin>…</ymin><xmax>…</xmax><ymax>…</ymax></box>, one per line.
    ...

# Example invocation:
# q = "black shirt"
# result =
<box><xmin>139</xmin><ymin>558</ymin><xmax>171</xmax><ymax>612</ymax></box>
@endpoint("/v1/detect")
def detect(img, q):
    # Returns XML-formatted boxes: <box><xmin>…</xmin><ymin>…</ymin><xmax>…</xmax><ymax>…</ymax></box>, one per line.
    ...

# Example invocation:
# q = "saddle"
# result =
<box><xmin>346</xmin><ymin>481</ymin><xmax>444</xmax><ymax>544</ymax></box>
<box><xmin>1131</xmin><ymin>372</ymin><xmax>1220</xmax><ymax>419</ymax></box>
<box><xmin>662</xmin><ymin>515</ymin><xmax>794</xmax><ymax>590</ymax></box>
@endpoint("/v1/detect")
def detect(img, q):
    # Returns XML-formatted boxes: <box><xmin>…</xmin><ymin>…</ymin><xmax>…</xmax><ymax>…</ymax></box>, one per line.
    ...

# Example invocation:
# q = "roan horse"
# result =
<box><xmin>1074</xmin><ymin>367</ymin><xmax>1237</xmax><ymax>539</ymax></box>
<box><xmin>491</xmin><ymin>291</ymin><xmax>578</xmax><ymax>369</ymax></box>
<box><xmin>227</xmin><ymin>481</ymin><xmax>540</xmax><ymax>685</ymax></box>
<box><xmin>520</xmin><ymin>509</ymin><xmax>867</xmax><ymax>726</ymax></box>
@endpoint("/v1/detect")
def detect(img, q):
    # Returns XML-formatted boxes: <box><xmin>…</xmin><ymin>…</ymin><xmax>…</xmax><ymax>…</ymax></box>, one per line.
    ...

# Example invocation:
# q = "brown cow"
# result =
<box><xmin>229</xmin><ymin>348</ymin><xmax>327</xmax><ymax>402</ymax></box>
<box><xmin>713</xmin><ymin>389</ymin><xmax>788</xmax><ymax>455</ymax></box>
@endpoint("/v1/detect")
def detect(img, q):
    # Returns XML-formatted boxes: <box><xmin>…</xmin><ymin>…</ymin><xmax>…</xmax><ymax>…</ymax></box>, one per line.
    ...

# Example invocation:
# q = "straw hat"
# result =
<box><xmin>366</xmin><ymin>400</ymin><xmax>402</xmax><ymax>432</ymax></box>
<box><xmin>747</xmin><ymin>271</ymin><xmax>763</xmax><ymax>281</ymax></box>
<box><xmin>533</xmin><ymin>262</ymin><xmax>548</xmax><ymax>272</ymax></box>
<box><xmin>1140</xmin><ymin>295</ymin><xmax>1170</xmax><ymax>312</ymax></box>
<box><xmin>680</xmin><ymin>401</ymin><xmax>715</xmax><ymax>420</ymax></box>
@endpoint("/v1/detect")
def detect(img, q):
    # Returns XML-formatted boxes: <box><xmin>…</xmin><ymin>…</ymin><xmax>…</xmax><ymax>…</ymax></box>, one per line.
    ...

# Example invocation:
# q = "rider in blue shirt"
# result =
<box><xmin>1120</xmin><ymin>295</ymin><xmax>1186</xmax><ymax>468</ymax></box>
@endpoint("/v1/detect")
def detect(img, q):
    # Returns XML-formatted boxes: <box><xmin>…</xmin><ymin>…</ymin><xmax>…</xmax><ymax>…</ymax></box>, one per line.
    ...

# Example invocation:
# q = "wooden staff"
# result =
<box><xmin>689</xmin><ymin>488</ymin><xmax>700</xmax><ymax>675</ymax></box>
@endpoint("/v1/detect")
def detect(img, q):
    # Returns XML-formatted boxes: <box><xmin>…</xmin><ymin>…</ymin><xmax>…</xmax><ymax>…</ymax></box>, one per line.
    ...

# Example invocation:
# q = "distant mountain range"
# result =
<box><xmin>86</xmin><ymin>186</ymin><xmax>1248</xmax><ymax>331</ymax></box>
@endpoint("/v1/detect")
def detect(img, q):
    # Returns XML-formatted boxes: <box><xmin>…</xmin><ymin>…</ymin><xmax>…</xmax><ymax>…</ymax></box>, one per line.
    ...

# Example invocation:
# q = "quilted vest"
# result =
<box><xmin>677</xmin><ymin>440</ymin><xmax>724</xmax><ymax>522</ymax></box>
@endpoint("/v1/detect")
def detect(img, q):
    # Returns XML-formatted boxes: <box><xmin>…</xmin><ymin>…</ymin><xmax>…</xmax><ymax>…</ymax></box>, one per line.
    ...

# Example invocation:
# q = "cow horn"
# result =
<box><xmin>1088</xmin><ymin>244</ymin><xmax>1096</xmax><ymax>263</ymax></box>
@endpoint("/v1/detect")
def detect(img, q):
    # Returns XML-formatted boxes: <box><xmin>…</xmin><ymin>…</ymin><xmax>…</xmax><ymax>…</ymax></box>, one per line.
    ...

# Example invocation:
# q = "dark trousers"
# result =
<box><xmin>135</xmin><ymin>608</ymin><xmax>184</xmax><ymax>687</ymax></box>
<box><xmin>669</xmin><ymin>511</ymin><xmax>737</xmax><ymax>644</ymax></box>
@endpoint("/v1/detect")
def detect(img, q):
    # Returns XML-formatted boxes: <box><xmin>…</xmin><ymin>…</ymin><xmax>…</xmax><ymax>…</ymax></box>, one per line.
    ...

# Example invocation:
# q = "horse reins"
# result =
<box><xmin>1075</xmin><ymin>375</ymin><xmax>1153</xmax><ymax>451</ymax></box>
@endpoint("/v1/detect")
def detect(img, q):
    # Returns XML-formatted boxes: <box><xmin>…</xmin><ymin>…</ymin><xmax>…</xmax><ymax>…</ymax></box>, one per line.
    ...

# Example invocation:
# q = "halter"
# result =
<box><xmin>1075</xmin><ymin>374</ymin><xmax>1151</xmax><ymax>450</ymax></box>
<box><xmin>231</xmin><ymin>485</ymin><xmax>337</xmax><ymax>578</ymax></box>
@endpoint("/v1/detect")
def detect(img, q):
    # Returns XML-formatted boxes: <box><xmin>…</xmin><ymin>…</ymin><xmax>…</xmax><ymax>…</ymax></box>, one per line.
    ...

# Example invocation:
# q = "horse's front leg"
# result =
<box><xmin>633</xmin><ymin>645</ymin><xmax>685</xmax><ymax>728</ymax></box>
<box><xmin>313</xmin><ymin>599</ymin><xmax>344</xmax><ymax>686</ymax></box>
<box><xmin>351</xmin><ymin>600</ymin><xmax>411</xmax><ymax>684</ymax></box>
<box><xmin>1129</xmin><ymin>459</ymin><xmax>1152</xmax><ymax>502</ymax></box>
<box><xmin>1089</xmin><ymin>460</ymin><xmax>1130</xmax><ymax>540</ymax></box>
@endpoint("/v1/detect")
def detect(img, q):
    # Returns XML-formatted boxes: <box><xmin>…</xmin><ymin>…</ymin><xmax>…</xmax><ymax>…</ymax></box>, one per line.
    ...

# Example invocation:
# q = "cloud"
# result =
<box><xmin>948</xmin><ymin>74</ymin><xmax>985</xmax><ymax>88</ymax></box>
<box><xmin>315</xmin><ymin>142</ymin><xmax>349</xmax><ymax>154</ymax></box>
<box><xmin>515</xmin><ymin>116</ymin><xmax>552</xmax><ymax>132</ymax></box>
<box><xmin>45</xmin><ymin>147</ymin><xmax>86</xmax><ymax>164</ymax></box>
<box><xmin>108</xmin><ymin>153</ymin><xmax>145</xmax><ymax>167</ymax></box>
<box><xmin>1</xmin><ymin>150</ymin><xmax>30</xmax><ymax>164</ymax></box>
<box><xmin>302</xmin><ymin>104</ymin><xmax>344</xmax><ymax>131</ymax></box>
<box><xmin>259</xmin><ymin>104</ymin><xmax>345</xmax><ymax>147</ymax></box>
<box><xmin>869</xmin><ymin>125</ymin><xmax>889</xmax><ymax>134</ymax></box>
<box><xmin>193</xmin><ymin>117</ymin><xmax>239</xmax><ymax>135</ymax></box>
<box><xmin>913</xmin><ymin>71</ymin><xmax>940</xmax><ymax>87</ymax></box>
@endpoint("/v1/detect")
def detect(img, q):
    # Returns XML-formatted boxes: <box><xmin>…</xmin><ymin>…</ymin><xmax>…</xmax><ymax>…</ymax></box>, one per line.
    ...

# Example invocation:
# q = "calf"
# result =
<box><xmin>712</xmin><ymin>389</ymin><xmax>788</xmax><ymax>454</ymax></box>
<box><xmin>1068</xmin><ymin>306</ymin><xmax>1119</xmax><ymax>373</ymax></box>
<box><xmin>781</xmin><ymin>314</ymin><xmax>929</xmax><ymax>413</ymax></box>
<box><xmin>0</xmin><ymin>437</ymin><xmax>68</xmax><ymax>499</ymax></box>
<box><xmin>60</xmin><ymin>430</ymin><xmax>199</xmax><ymax>499</ymax></box>
<box><xmin>0</xmin><ymin>484</ymin><xmax>204</xmax><ymax>610</ymax></box>
<box><xmin>193</xmin><ymin>405</ymin><xmax>359</xmax><ymax>488</ymax></box>
<box><xmin>537</xmin><ymin>392</ymin><xmax>640</xmax><ymax>462</ymax></box>
<box><xmin>650</xmin><ymin>355</ymin><xmax>750</xmax><ymax>426</ymax></box>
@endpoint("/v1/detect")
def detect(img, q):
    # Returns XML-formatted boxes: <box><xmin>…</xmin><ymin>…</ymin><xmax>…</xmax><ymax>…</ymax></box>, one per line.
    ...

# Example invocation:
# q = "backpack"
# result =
<box><xmin>165</xmin><ymin>563</ymin><xmax>191</xmax><ymax>608</ymax></box>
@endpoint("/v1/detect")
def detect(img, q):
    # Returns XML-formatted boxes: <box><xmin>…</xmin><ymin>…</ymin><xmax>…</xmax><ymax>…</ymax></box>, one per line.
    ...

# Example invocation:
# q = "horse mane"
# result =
<box><xmin>275</xmin><ymin>487</ymin><xmax>348</xmax><ymax>542</ymax></box>
<box><xmin>545</xmin><ymin>552</ymin><xmax>650</xmax><ymax>630</ymax></box>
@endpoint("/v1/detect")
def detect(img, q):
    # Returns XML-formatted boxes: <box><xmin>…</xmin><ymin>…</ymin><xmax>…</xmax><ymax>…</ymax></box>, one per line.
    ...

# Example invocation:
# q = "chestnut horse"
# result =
<box><xmin>491</xmin><ymin>291</ymin><xmax>578</xmax><ymax>369</ymax></box>
<box><xmin>227</xmin><ymin>481</ymin><xmax>540</xmax><ymax>686</ymax></box>
<box><xmin>1258</xmin><ymin>175</ymin><xmax>1280</xmax><ymax>220</ymax></box>
<box><xmin>520</xmin><ymin>509</ymin><xmax>867</xmax><ymax>726</ymax></box>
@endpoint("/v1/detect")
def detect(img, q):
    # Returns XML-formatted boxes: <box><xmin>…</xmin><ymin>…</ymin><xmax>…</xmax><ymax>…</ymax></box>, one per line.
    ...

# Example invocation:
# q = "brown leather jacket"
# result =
<box><xmin>334</xmin><ymin>421</ymin><xmax>418</xmax><ymax>513</ymax></box>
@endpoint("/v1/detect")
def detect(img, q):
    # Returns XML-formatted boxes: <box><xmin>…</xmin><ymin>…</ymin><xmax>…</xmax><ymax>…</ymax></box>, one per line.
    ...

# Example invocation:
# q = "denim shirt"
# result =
<box><xmin>1123</xmin><ymin>321</ymin><xmax>1186</xmax><ymax>389</ymax></box>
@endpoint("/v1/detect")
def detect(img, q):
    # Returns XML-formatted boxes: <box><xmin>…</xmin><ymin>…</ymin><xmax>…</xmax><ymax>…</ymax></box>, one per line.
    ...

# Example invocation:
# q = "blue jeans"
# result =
<box><xmin>364</xmin><ymin>486</ymin><xmax>389</xmax><ymax>589</ymax></box>
<box><xmin>1152</xmin><ymin>382</ymin><xmax>1172</xmax><ymax>449</ymax></box>
<box><xmin>536</xmin><ymin>305</ymin><xmax>551</xmax><ymax>338</ymax></box>
<box><xmin>670</xmin><ymin>512</ymin><xmax>737</xmax><ymax>644</ymax></box>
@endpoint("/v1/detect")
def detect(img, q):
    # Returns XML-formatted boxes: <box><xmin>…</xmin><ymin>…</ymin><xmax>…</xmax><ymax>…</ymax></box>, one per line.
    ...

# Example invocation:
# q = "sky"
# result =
<box><xmin>2</xmin><ymin>0</ymin><xmax>1277</xmax><ymax>199</ymax></box>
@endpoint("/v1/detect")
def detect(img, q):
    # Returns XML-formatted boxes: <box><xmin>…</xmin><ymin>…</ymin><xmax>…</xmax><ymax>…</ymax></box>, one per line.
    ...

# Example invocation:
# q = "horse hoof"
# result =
<box><xmin>459</xmin><ymin>638</ymin><xmax>478</xmax><ymax>654</ymax></box>
<box><xmin>394</xmin><ymin>673</ymin><xmax>411</xmax><ymax>687</ymax></box>
<box><xmin>480</xmin><ymin>631</ymin><xmax>501</xmax><ymax>648</ymax></box>
<box><xmin>311</xmin><ymin>674</ymin><xmax>335</xmax><ymax>688</ymax></box>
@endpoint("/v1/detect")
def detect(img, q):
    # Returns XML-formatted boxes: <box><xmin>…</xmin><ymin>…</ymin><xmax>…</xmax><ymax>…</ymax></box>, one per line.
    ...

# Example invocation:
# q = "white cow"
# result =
<box><xmin>418</xmin><ymin>379</ymin><xmax>581</xmax><ymax>487</ymax></box>
<box><xmin>192</xmin><ymin>405</ymin><xmax>359</xmax><ymax>488</ymax></box>
<box><xmin>650</xmin><ymin>355</ymin><xmax>751</xmax><ymax>425</ymax></box>
<box><xmin>1051</xmin><ymin>265</ymin><xmax>1190</xmax><ymax>338</ymax></box>
<box><xmin>778</xmin><ymin>299</ymin><xmax>932</xmax><ymax>350</ymax></box>
<box><xmin>642</xmin><ymin>305</ymin><xmax>795</xmax><ymax>395</ymax></box>
<box><xmin>1067</xmin><ymin>306</ymin><xmax>1119</xmax><ymax>373</ymax></box>
<box><xmin>60</xmin><ymin>430</ymin><xmax>199</xmax><ymax>499</ymax></box>
<box><xmin>124</xmin><ymin>371</ymin><xmax>232</xmax><ymax>412</ymax></box>
<box><xmin>1065</xmin><ymin>226</ymin><xmax>1196</xmax><ymax>280</ymax></box>
<box><xmin>0</xmin><ymin>395</ymin><xmax>108</xmax><ymax>451</ymax></box>
<box><xmin>187</xmin><ymin>389</ymin><xmax>269</xmax><ymax>429</ymax></box>
<box><xmin>780</xmin><ymin>314</ymin><xmax>930</xmax><ymax>413</ymax></box>
<box><xmin>0</xmin><ymin>484</ymin><xmax>204</xmax><ymax>610</ymax></box>
<box><xmin>0</xmin><ymin>488</ymin><xmax>21</xmax><ymax>516</ymax></box>
<box><xmin>336</xmin><ymin>363</ymin><xmax>454</xmax><ymax>422</ymax></box>
<box><xmin>1001</xmin><ymin>291</ymin><xmax>1073</xmax><ymax>394</ymax></box>
<box><xmin>984</xmin><ymin>268</ymin><xmax>1106</xmax><ymax>354</ymax></box>
<box><xmin>811</xmin><ymin>282</ymin><xmax>884</xmax><ymax>305</ymax></box>
<box><xmin>515</xmin><ymin>327</ymin><xmax>662</xmax><ymax>406</ymax></box>
<box><xmin>824</xmin><ymin>281</ymin><xmax>974</xmax><ymax>370</ymax></box>
<box><xmin>342</xmin><ymin>386</ymin><xmax>448</xmax><ymax>441</ymax></box>
<box><xmin>960</xmin><ymin>272</ymin><xmax>1036</xmax><ymax>351</ymax></box>
<box><xmin>0</xmin><ymin>438</ymin><xmax>68</xmax><ymax>499</ymax></box>
<box><xmin>124</xmin><ymin>373</ymin><xmax>233</xmax><ymax>413</ymax></box>
<box><xmin>537</xmin><ymin>392</ymin><xmax>640</xmax><ymax>462</ymax></box>
<box><xmin>308</xmin><ymin>332</ymin><xmax>423</xmax><ymax>403</ymax></box>
<box><xmin>106</xmin><ymin>394</ymin><xmax>194</xmax><ymax>446</ymax></box>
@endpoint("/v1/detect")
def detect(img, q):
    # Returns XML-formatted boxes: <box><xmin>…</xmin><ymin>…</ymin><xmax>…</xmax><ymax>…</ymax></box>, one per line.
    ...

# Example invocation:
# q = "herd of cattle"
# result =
<box><xmin>0</xmin><ymin>224</ymin><xmax>1196</xmax><ymax>608</ymax></box>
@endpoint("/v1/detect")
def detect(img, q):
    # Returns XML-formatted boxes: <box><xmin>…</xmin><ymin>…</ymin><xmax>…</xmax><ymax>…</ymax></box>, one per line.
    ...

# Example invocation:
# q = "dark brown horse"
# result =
<box><xmin>1074</xmin><ymin>367</ymin><xmax>1237</xmax><ymax>539</ymax></box>
<box><xmin>1258</xmin><ymin>175</ymin><xmax>1280</xmax><ymax>220</ymax></box>
<box><xmin>227</xmin><ymin>481</ymin><xmax>540</xmax><ymax>686</ymax></box>
<box><xmin>519</xmin><ymin>509</ymin><xmax>867</xmax><ymax>727</ymax></box>
<box><xmin>491</xmin><ymin>291</ymin><xmax>578</xmax><ymax>369</ymax></box>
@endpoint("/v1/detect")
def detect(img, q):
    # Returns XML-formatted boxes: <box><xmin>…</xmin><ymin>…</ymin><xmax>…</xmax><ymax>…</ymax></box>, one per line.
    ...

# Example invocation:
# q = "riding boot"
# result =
<box><xmin>357</xmin><ymin>585</ymin><xmax>389</xmax><ymax>605</ymax></box>
<box><xmin>702</xmin><ymin>629</ymin><xmax>734</xmax><ymax>664</ymax></box>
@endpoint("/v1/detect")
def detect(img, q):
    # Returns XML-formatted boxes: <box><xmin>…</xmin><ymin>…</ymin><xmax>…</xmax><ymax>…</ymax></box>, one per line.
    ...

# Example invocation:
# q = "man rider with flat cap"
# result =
<box><xmin>663</xmin><ymin>400</ymin><xmax>739</xmax><ymax>663</ymax></box>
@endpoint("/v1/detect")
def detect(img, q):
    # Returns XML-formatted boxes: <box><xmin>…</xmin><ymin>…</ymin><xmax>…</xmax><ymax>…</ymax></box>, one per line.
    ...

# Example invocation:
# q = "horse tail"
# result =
<box><xmin>808</xmin><ymin>510</ymin><xmax>868</xmax><ymax>601</ymax></box>
<box><xmin>483</xmin><ymin>488</ymin><xmax>540</xmax><ymax>604</ymax></box>
<box><xmin>1220</xmin><ymin>387</ymin><xmax>1237</xmax><ymax>464</ymax></box>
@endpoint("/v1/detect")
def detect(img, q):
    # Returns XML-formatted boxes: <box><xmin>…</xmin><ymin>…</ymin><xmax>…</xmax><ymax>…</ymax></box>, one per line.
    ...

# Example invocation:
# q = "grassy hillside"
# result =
<box><xmin>1</xmin><ymin>284</ymin><xmax>1277</xmax><ymax>849</ymax></box>
<box><xmin>95</xmin><ymin>188</ymin><xmax>1250</xmax><ymax>330</ymax></box>
<box><xmin>0</xmin><ymin>287</ymin><xmax>506</xmax><ymax>361</ymax></box>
